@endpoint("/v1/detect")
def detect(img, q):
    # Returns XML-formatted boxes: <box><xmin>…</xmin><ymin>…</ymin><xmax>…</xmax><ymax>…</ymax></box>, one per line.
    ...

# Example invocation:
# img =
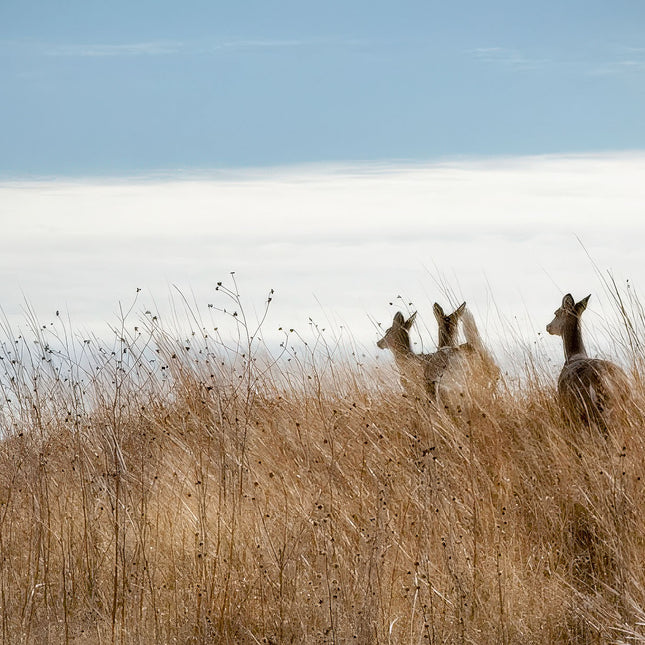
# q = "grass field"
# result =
<box><xmin>1</xmin><ymin>282</ymin><xmax>645</xmax><ymax>644</ymax></box>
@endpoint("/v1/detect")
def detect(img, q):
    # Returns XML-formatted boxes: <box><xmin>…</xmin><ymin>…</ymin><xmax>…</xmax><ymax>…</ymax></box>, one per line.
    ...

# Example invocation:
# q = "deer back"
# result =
<box><xmin>558</xmin><ymin>357</ymin><xmax>629</xmax><ymax>427</ymax></box>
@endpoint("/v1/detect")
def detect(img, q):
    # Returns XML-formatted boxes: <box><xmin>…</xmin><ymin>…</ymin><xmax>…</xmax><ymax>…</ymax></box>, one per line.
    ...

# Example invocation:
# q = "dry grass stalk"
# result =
<box><xmin>0</xmin><ymin>282</ymin><xmax>644</xmax><ymax>644</ymax></box>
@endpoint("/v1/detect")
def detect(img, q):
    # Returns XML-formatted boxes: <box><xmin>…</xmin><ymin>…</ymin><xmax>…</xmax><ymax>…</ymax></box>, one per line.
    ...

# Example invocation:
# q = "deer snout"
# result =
<box><xmin>377</xmin><ymin>338</ymin><xmax>386</xmax><ymax>349</ymax></box>
<box><xmin>546</xmin><ymin>321</ymin><xmax>556</xmax><ymax>335</ymax></box>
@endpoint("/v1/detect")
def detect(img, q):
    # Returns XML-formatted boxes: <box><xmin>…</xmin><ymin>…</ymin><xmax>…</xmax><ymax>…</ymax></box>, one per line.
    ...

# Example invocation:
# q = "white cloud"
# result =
<box><xmin>213</xmin><ymin>39</ymin><xmax>312</xmax><ymax>50</ymax></box>
<box><xmin>586</xmin><ymin>45</ymin><xmax>645</xmax><ymax>76</ymax></box>
<box><xmin>470</xmin><ymin>44</ymin><xmax>645</xmax><ymax>77</ymax></box>
<box><xmin>468</xmin><ymin>47</ymin><xmax>549</xmax><ymax>70</ymax></box>
<box><xmin>46</xmin><ymin>41</ymin><xmax>183</xmax><ymax>57</ymax></box>
<box><xmin>591</xmin><ymin>59</ymin><xmax>645</xmax><ymax>75</ymax></box>
<box><xmin>202</xmin><ymin>36</ymin><xmax>368</xmax><ymax>55</ymax></box>
<box><xmin>0</xmin><ymin>153</ymin><xmax>644</xmax><ymax>363</ymax></box>
<box><xmin>41</xmin><ymin>36</ymin><xmax>359</xmax><ymax>59</ymax></box>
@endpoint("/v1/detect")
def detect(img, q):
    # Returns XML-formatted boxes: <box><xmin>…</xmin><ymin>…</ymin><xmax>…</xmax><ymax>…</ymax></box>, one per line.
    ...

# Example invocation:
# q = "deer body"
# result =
<box><xmin>376</xmin><ymin>311</ymin><xmax>437</xmax><ymax>400</ymax></box>
<box><xmin>427</xmin><ymin>303</ymin><xmax>472</xmax><ymax>405</ymax></box>
<box><xmin>547</xmin><ymin>294</ymin><xmax>629</xmax><ymax>428</ymax></box>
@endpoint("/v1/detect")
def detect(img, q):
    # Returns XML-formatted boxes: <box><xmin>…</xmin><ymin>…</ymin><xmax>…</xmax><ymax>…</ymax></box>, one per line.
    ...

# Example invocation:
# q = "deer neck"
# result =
<box><xmin>562</xmin><ymin>315</ymin><xmax>587</xmax><ymax>363</ymax></box>
<box><xmin>437</xmin><ymin>328</ymin><xmax>456</xmax><ymax>348</ymax></box>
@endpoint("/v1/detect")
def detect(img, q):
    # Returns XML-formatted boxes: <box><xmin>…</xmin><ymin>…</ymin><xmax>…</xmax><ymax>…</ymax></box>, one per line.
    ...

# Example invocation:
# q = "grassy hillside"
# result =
<box><xmin>1</xmin><ymin>286</ymin><xmax>645</xmax><ymax>644</ymax></box>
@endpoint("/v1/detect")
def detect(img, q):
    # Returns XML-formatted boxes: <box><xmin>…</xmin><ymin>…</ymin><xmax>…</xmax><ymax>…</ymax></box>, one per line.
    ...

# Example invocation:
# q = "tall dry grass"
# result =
<box><xmin>1</xmin><ymin>280</ymin><xmax>645</xmax><ymax>644</ymax></box>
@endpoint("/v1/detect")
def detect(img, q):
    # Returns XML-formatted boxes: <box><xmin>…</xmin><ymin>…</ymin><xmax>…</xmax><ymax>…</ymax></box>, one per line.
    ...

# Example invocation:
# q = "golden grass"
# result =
<box><xmin>1</xmin><ymin>286</ymin><xmax>645</xmax><ymax>644</ymax></box>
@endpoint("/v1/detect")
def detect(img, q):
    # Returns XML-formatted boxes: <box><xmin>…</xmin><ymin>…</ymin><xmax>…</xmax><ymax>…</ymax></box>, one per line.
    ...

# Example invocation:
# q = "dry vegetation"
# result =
<box><xmin>1</xmin><ymin>281</ymin><xmax>645</xmax><ymax>644</ymax></box>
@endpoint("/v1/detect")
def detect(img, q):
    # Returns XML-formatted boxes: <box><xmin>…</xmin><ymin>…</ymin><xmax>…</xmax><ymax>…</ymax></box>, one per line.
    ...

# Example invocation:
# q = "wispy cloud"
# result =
<box><xmin>41</xmin><ymin>36</ymin><xmax>365</xmax><ymax>58</ymax></box>
<box><xmin>213</xmin><ymin>39</ymin><xmax>313</xmax><ymax>51</ymax></box>
<box><xmin>204</xmin><ymin>36</ymin><xmax>368</xmax><ymax>55</ymax></box>
<box><xmin>468</xmin><ymin>43</ymin><xmax>645</xmax><ymax>77</ymax></box>
<box><xmin>468</xmin><ymin>47</ymin><xmax>549</xmax><ymax>71</ymax></box>
<box><xmin>590</xmin><ymin>47</ymin><xmax>645</xmax><ymax>75</ymax></box>
<box><xmin>46</xmin><ymin>41</ymin><xmax>183</xmax><ymax>57</ymax></box>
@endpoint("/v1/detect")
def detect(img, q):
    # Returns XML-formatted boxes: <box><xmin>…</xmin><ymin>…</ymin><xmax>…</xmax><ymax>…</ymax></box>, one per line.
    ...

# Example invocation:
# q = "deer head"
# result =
<box><xmin>433</xmin><ymin>302</ymin><xmax>466</xmax><ymax>348</ymax></box>
<box><xmin>377</xmin><ymin>311</ymin><xmax>417</xmax><ymax>354</ymax></box>
<box><xmin>546</xmin><ymin>293</ymin><xmax>590</xmax><ymax>337</ymax></box>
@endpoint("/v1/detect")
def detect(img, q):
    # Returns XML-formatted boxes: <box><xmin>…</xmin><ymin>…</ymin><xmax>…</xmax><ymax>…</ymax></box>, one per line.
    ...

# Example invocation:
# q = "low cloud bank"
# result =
<box><xmin>1</xmin><ymin>152</ymin><xmax>644</xmax><ymax>365</ymax></box>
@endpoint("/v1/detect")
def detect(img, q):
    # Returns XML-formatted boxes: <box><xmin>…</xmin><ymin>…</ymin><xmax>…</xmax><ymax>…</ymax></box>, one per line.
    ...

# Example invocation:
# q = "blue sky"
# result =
<box><xmin>2</xmin><ymin>1</ymin><xmax>645</xmax><ymax>176</ymax></box>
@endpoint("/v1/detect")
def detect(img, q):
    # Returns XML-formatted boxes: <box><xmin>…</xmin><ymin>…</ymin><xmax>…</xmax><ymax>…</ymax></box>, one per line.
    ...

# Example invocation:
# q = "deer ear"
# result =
<box><xmin>576</xmin><ymin>294</ymin><xmax>591</xmax><ymax>313</ymax></box>
<box><xmin>454</xmin><ymin>302</ymin><xmax>467</xmax><ymax>317</ymax></box>
<box><xmin>404</xmin><ymin>311</ymin><xmax>417</xmax><ymax>329</ymax></box>
<box><xmin>562</xmin><ymin>294</ymin><xmax>575</xmax><ymax>310</ymax></box>
<box><xmin>433</xmin><ymin>303</ymin><xmax>444</xmax><ymax>320</ymax></box>
<box><xmin>393</xmin><ymin>312</ymin><xmax>405</xmax><ymax>326</ymax></box>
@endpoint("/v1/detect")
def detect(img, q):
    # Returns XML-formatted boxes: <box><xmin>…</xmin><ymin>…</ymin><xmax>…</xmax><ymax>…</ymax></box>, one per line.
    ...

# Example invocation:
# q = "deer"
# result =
<box><xmin>546</xmin><ymin>293</ymin><xmax>629</xmax><ymax>430</ymax></box>
<box><xmin>377</xmin><ymin>303</ymin><xmax>498</xmax><ymax>406</ymax></box>
<box><xmin>376</xmin><ymin>310</ymin><xmax>430</xmax><ymax>400</ymax></box>
<box><xmin>432</xmin><ymin>302</ymin><xmax>500</xmax><ymax>406</ymax></box>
